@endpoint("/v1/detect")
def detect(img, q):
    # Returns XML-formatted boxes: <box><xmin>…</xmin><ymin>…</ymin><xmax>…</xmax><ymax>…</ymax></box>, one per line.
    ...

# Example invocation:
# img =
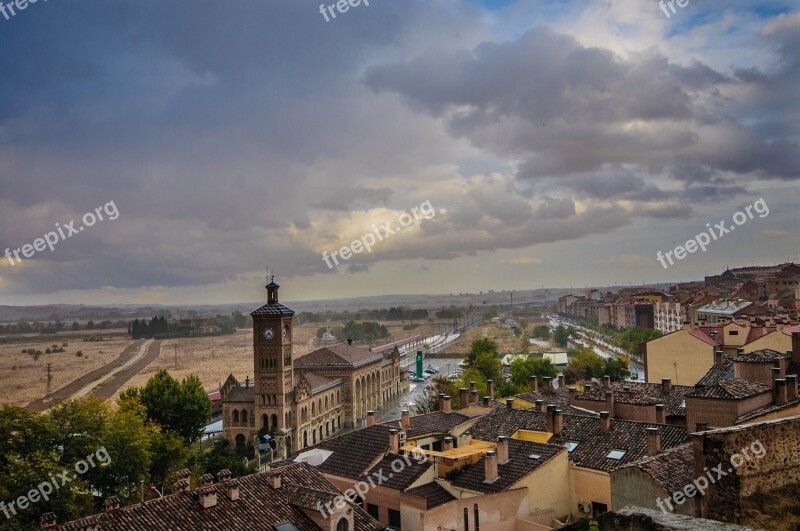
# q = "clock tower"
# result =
<box><xmin>251</xmin><ymin>277</ymin><xmax>295</xmax><ymax>440</ymax></box>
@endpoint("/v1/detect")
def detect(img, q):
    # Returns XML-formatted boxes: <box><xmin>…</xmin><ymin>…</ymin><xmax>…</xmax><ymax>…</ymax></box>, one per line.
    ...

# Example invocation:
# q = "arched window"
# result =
<box><xmin>336</xmin><ymin>518</ymin><xmax>349</xmax><ymax>531</ymax></box>
<box><xmin>262</xmin><ymin>414</ymin><xmax>268</xmax><ymax>428</ymax></box>
<box><xmin>312</xmin><ymin>403</ymin><xmax>315</xmax><ymax>416</ymax></box>
<box><xmin>232</xmin><ymin>409</ymin><xmax>239</xmax><ymax>423</ymax></box>
<box><xmin>242</xmin><ymin>410</ymin><xmax>248</xmax><ymax>424</ymax></box>
<box><xmin>326</xmin><ymin>422</ymin><xmax>330</xmax><ymax>436</ymax></box>
<box><xmin>303</xmin><ymin>430</ymin><xmax>308</xmax><ymax>448</ymax></box>
<box><xmin>338</xmin><ymin>416</ymin><xmax>341</xmax><ymax>428</ymax></box>
<box><xmin>325</xmin><ymin>396</ymin><xmax>328</xmax><ymax>410</ymax></box>
<box><xmin>313</xmin><ymin>431</ymin><xmax>317</xmax><ymax>445</ymax></box>
<box><xmin>271</xmin><ymin>414</ymin><xmax>278</xmax><ymax>430</ymax></box>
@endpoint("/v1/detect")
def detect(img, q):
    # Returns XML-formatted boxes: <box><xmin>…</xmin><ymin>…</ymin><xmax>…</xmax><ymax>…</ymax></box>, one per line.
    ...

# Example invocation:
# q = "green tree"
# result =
<box><xmin>139</xmin><ymin>369</ymin><xmax>181</xmax><ymax>432</ymax></box>
<box><xmin>509</xmin><ymin>356</ymin><xmax>558</xmax><ymax>387</ymax></box>
<box><xmin>149</xmin><ymin>431</ymin><xmax>189</xmax><ymax>492</ymax></box>
<box><xmin>532</xmin><ymin>325</ymin><xmax>551</xmax><ymax>340</ymax></box>
<box><xmin>473</xmin><ymin>351</ymin><xmax>502</xmax><ymax>383</ymax></box>
<box><xmin>413</xmin><ymin>376</ymin><xmax>459</xmax><ymax>413</ymax></box>
<box><xmin>566</xmin><ymin>346</ymin><xmax>604</xmax><ymax>382</ymax></box>
<box><xmin>553</xmin><ymin>325</ymin><xmax>573</xmax><ymax>348</ymax></box>
<box><xmin>465</xmin><ymin>338</ymin><xmax>498</xmax><ymax>366</ymax></box>
<box><xmin>97</xmin><ymin>407</ymin><xmax>152</xmax><ymax>503</ymax></box>
<box><xmin>602</xmin><ymin>357</ymin><xmax>631</xmax><ymax>382</ymax></box>
<box><xmin>174</xmin><ymin>375</ymin><xmax>212</xmax><ymax>443</ymax></box>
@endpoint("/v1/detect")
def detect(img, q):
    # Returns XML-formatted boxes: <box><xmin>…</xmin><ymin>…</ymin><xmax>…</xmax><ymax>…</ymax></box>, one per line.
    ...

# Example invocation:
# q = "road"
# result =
<box><xmin>71</xmin><ymin>339</ymin><xmax>156</xmax><ymax>399</ymax></box>
<box><xmin>547</xmin><ymin>315</ymin><xmax>645</xmax><ymax>382</ymax></box>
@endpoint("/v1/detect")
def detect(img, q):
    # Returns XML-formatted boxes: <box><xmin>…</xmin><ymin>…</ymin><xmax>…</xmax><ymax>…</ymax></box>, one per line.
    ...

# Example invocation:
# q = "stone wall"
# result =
<box><xmin>693</xmin><ymin>414</ymin><xmax>800</xmax><ymax>523</ymax></box>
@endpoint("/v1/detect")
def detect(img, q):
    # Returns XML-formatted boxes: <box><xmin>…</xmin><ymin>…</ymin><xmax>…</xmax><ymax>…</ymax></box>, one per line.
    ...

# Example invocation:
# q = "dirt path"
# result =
<box><xmin>72</xmin><ymin>339</ymin><xmax>157</xmax><ymax>400</ymax></box>
<box><xmin>27</xmin><ymin>340</ymin><xmax>144</xmax><ymax>412</ymax></box>
<box><xmin>87</xmin><ymin>339</ymin><xmax>161</xmax><ymax>399</ymax></box>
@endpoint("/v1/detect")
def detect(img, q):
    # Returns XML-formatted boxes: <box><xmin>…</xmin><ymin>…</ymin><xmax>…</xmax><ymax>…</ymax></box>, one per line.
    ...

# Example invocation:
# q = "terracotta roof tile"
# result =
<box><xmin>468</xmin><ymin>407</ymin><xmax>688</xmax><ymax>473</ymax></box>
<box><xmin>615</xmin><ymin>444</ymin><xmax>696</xmax><ymax>495</ymax></box>
<box><xmin>686</xmin><ymin>378</ymin><xmax>772</xmax><ymax>400</ymax></box>
<box><xmin>403</xmin><ymin>482</ymin><xmax>456</xmax><ymax>509</ymax></box>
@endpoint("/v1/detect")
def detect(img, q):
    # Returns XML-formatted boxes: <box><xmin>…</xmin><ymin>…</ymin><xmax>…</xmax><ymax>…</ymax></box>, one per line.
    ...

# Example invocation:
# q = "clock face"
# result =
<box><xmin>263</xmin><ymin>328</ymin><xmax>275</xmax><ymax>340</ymax></box>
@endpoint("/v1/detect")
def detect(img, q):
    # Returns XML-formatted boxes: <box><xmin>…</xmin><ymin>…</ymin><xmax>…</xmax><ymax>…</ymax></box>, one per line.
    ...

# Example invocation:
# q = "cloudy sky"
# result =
<box><xmin>0</xmin><ymin>0</ymin><xmax>798</xmax><ymax>305</ymax></box>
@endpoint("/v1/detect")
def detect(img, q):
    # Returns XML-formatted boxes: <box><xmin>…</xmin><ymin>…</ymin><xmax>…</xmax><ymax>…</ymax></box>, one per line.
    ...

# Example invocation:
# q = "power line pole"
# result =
<box><xmin>174</xmin><ymin>345</ymin><xmax>178</xmax><ymax>370</ymax></box>
<box><xmin>46</xmin><ymin>363</ymin><xmax>52</xmax><ymax>395</ymax></box>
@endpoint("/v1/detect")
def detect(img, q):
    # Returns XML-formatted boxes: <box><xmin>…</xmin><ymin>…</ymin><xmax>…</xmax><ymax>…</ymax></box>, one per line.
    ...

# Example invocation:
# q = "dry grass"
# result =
<box><xmin>0</xmin><ymin>337</ymin><xmax>135</xmax><ymax>406</ymax></box>
<box><xmin>111</xmin><ymin>324</ymin><xmax>324</xmax><ymax>398</ymax></box>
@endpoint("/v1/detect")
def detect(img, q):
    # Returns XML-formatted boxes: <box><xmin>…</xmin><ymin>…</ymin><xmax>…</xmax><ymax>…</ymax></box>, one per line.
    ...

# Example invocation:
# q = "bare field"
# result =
<box><xmin>111</xmin><ymin>324</ymin><xmax>323</xmax><ymax>397</ymax></box>
<box><xmin>441</xmin><ymin>321</ymin><xmax>552</xmax><ymax>355</ymax></box>
<box><xmin>0</xmin><ymin>337</ymin><xmax>136</xmax><ymax>406</ymax></box>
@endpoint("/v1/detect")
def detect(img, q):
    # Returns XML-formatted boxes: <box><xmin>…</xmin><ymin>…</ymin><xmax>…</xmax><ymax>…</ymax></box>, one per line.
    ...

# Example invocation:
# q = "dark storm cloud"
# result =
<box><xmin>365</xmin><ymin>25</ymin><xmax>800</xmax><ymax>182</ymax></box>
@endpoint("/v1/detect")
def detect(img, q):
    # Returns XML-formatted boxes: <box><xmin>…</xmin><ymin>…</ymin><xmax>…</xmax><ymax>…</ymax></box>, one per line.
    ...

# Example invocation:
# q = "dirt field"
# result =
<box><xmin>0</xmin><ymin>336</ymin><xmax>136</xmax><ymax>406</ymax></box>
<box><xmin>441</xmin><ymin>321</ymin><xmax>557</xmax><ymax>355</ymax></box>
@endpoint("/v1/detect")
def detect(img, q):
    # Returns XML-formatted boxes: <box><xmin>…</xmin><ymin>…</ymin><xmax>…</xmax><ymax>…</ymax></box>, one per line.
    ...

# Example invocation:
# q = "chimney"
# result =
<box><xmin>482</xmin><ymin>396</ymin><xmax>490</xmax><ymax>407</ymax></box>
<box><xmin>600</xmin><ymin>411</ymin><xmax>611</xmax><ymax>432</ymax></box>
<box><xmin>535</xmin><ymin>399</ymin><xmax>545</xmax><ymax>412</ymax></box>
<box><xmin>389</xmin><ymin>429</ymin><xmax>400</xmax><ymax>454</ymax></box>
<box><xmin>603</xmin><ymin>375</ymin><xmax>611</xmax><ymax>389</ymax></box>
<box><xmin>646</xmin><ymin>427</ymin><xmax>661</xmax><ymax>457</ymax></box>
<box><xmin>198</xmin><ymin>485</ymin><xmax>217</xmax><ymax>509</ymax></box>
<box><xmin>443</xmin><ymin>436</ymin><xmax>454</xmax><ymax>451</ymax></box>
<box><xmin>470</xmin><ymin>381</ymin><xmax>477</xmax><ymax>394</ymax></box>
<box><xmin>605</xmin><ymin>390</ymin><xmax>615</xmax><ymax>417</ymax></box>
<box><xmin>558</xmin><ymin>374</ymin><xmax>565</xmax><ymax>388</ymax></box>
<box><xmin>367</xmin><ymin>410</ymin><xmax>375</xmax><ymax>427</ymax></box>
<box><xmin>245</xmin><ymin>376</ymin><xmax>249</xmax><ymax>389</ymax></box>
<box><xmin>200</xmin><ymin>473</ymin><xmax>214</xmax><ymax>487</ymax></box>
<box><xmin>459</xmin><ymin>388</ymin><xmax>469</xmax><ymax>407</ymax></box>
<box><xmin>530</xmin><ymin>375</ymin><xmax>539</xmax><ymax>393</ymax></box>
<box><xmin>661</xmin><ymin>378</ymin><xmax>672</xmax><ymax>395</ymax></box>
<box><xmin>104</xmin><ymin>496</ymin><xmax>120</xmax><ymax>513</ymax></box>
<box><xmin>655</xmin><ymin>404</ymin><xmax>665</xmax><ymax>424</ymax></box>
<box><xmin>553</xmin><ymin>409</ymin><xmax>564</xmax><ymax>436</ymax></box>
<box><xmin>483</xmin><ymin>450</ymin><xmax>498</xmax><ymax>483</ymax></box>
<box><xmin>787</xmin><ymin>375</ymin><xmax>798</xmax><ymax>402</ymax></box>
<box><xmin>737</xmin><ymin>347</ymin><xmax>745</xmax><ymax>357</ymax></box>
<box><xmin>568</xmin><ymin>387</ymin><xmax>576</xmax><ymax>404</ymax></box>
<box><xmin>546</xmin><ymin>404</ymin><xmax>556</xmax><ymax>433</ymax></box>
<box><xmin>486</xmin><ymin>380</ymin><xmax>495</xmax><ymax>399</ymax></box>
<box><xmin>793</xmin><ymin>332</ymin><xmax>800</xmax><ymax>369</ymax></box>
<box><xmin>775</xmin><ymin>379</ymin><xmax>787</xmax><ymax>406</ymax></box>
<box><xmin>224</xmin><ymin>479</ymin><xmax>240</xmax><ymax>501</ymax></box>
<box><xmin>543</xmin><ymin>377</ymin><xmax>553</xmax><ymax>393</ymax></box>
<box><xmin>347</xmin><ymin>336</ymin><xmax>353</xmax><ymax>345</ymax></box>
<box><xmin>438</xmin><ymin>393</ymin><xmax>445</xmax><ymax>410</ymax></box>
<box><xmin>496</xmin><ymin>436</ymin><xmax>509</xmax><ymax>464</ymax></box>
<box><xmin>715</xmin><ymin>350</ymin><xmax>724</xmax><ymax>368</ymax></box>
<box><xmin>401</xmin><ymin>409</ymin><xmax>410</xmax><ymax>430</ymax></box>
<box><xmin>40</xmin><ymin>513</ymin><xmax>57</xmax><ymax>529</ymax></box>
<box><xmin>217</xmin><ymin>469</ymin><xmax>232</xmax><ymax>483</ymax></box>
<box><xmin>442</xmin><ymin>395</ymin><xmax>452</xmax><ymax>412</ymax></box>
<box><xmin>505</xmin><ymin>398</ymin><xmax>514</xmax><ymax>410</ymax></box>
<box><xmin>174</xmin><ymin>478</ymin><xmax>190</xmax><ymax>493</ymax></box>
<box><xmin>470</xmin><ymin>390</ymin><xmax>479</xmax><ymax>404</ymax></box>
<box><xmin>772</xmin><ymin>366</ymin><xmax>782</xmax><ymax>383</ymax></box>
<box><xmin>268</xmin><ymin>473</ymin><xmax>282</xmax><ymax>490</ymax></box>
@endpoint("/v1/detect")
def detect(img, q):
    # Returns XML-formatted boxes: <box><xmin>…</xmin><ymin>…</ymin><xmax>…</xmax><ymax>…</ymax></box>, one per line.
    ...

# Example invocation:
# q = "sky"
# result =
<box><xmin>0</xmin><ymin>0</ymin><xmax>798</xmax><ymax>305</ymax></box>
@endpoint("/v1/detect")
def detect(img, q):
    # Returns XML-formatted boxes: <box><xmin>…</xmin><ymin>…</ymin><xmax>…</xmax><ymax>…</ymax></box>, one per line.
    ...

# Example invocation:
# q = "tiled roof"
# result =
<box><xmin>516</xmin><ymin>385</ymin><xmax>572</xmax><ymax>410</ymax></box>
<box><xmin>451</xmin><ymin>438</ymin><xmax>566</xmax><ymax>494</ymax></box>
<box><xmin>57</xmin><ymin>463</ymin><xmax>381</xmax><ymax>531</ymax></box>
<box><xmin>251</xmin><ymin>303</ymin><xmax>295</xmax><ymax>316</ymax></box>
<box><xmin>695</xmin><ymin>359</ymin><xmax>735</xmax><ymax>388</ymax></box>
<box><xmin>361</xmin><ymin>454</ymin><xmax>432</xmax><ymax>490</ymax></box>
<box><xmin>735</xmin><ymin>349</ymin><xmax>789</xmax><ymax>363</ymax></box>
<box><xmin>576</xmin><ymin>389</ymin><xmax>661</xmax><ymax>406</ymax></box>
<box><xmin>296</xmin><ymin>343</ymin><xmax>382</xmax><ymax>368</ymax></box>
<box><xmin>304</xmin><ymin>372</ymin><xmax>340</xmax><ymax>391</ymax></box>
<box><xmin>225</xmin><ymin>385</ymin><xmax>254</xmax><ymax>403</ymax></box>
<box><xmin>609</xmin><ymin>381</ymin><xmax>693</xmax><ymax>417</ymax></box>
<box><xmin>736</xmin><ymin>397</ymin><xmax>800</xmax><ymax>423</ymax></box>
<box><xmin>403</xmin><ymin>482</ymin><xmax>456</xmax><ymax>509</ymax></box>
<box><xmin>615</xmin><ymin>443</ymin><xmax>695</xmax><ymax>495</ymax></box>
<box><xmin>687</xmin><ymin>328</ymin><xmax>719</xmax><ymax>346</ymax></box>
<box><xmin>312</xmin><ymin>425</ymin><xmax>393</xmax><ymax>479</ymax></box>
<box><xmin>468</xmin><ymin>407</ymin><xmax>689</xmax><ymax>473</ymax></box>
<box><xmin>686</xmin><ymin>378</ymin><xmax>772</xmax><ymax>400</ymax></box>
<box><xmin>394</xmin><ymin>410</ymin><xmax>472</xmax><ymax>438</ymax></box>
